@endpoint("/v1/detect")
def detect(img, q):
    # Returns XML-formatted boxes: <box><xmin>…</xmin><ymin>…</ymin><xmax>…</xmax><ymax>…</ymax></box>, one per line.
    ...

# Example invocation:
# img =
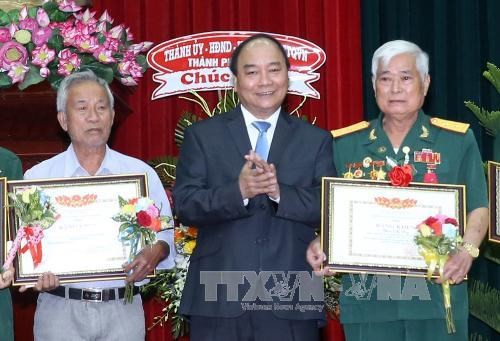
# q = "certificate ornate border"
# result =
<box><xmin>7</xmin><ymin>174</ymin><xmax>148</xmax><ymax>285</ymax></box>
<box><xmin>488</xmin><ymin>161</ymin><xmax>500</xmax><ymax>243</ymax></box>
<box><xmin>321</xmin><ymin>177</ymin><xmax>466</xmax><ymax>277</ymax></box>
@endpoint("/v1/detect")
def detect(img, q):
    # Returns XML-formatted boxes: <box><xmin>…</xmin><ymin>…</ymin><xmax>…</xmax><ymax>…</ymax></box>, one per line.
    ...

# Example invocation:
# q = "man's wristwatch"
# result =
<box><xmin>461</xmin><ymin>242</ymin><xmax>479</xmax><ymax>258</ymax></box>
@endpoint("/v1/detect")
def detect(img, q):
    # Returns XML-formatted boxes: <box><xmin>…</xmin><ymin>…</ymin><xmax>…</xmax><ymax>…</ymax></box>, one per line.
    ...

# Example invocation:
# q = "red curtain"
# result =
<box><xmin>91</xmin><ymin>0</ymin><xmax>364</xmax><ymax>161</ymax></box>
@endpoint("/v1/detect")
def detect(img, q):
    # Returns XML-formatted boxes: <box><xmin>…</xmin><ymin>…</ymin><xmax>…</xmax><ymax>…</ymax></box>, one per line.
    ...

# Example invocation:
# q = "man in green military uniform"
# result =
<box><xmin>0</xmin><ymin>147</ymin><xmax>23</xmax><ymax>341</ymax></box>
<box><xmin>307</xmin><ymin>40</ymin><xmax>488</xmax><ymax>340</ymax></box>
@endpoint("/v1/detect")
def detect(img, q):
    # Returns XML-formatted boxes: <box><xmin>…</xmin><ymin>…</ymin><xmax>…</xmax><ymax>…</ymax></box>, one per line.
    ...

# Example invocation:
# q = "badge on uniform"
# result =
<box><xmin>414</xmin><ymin>148</ymin><xmax>440</xmax><ymax>183</ymax></box>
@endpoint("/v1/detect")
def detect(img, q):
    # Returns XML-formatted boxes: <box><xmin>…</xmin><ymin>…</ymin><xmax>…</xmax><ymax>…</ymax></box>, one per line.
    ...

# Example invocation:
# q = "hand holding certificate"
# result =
<box><xmin>5</xmin><ymin>174</ymin><xmax>165</xmax><ymax>286</ymax></box>
<box><xmin>321</xmin><ymin>178</ymin><xmax>465</xmax><ymax>277</ymax></box>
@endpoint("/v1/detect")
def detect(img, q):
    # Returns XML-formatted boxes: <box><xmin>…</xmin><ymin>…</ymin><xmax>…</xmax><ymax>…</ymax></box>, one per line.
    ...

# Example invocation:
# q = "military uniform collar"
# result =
<box><xmin>363</xmin><ymin>110</ymin><xmax>435</xmax><ymax>146</ymax></box>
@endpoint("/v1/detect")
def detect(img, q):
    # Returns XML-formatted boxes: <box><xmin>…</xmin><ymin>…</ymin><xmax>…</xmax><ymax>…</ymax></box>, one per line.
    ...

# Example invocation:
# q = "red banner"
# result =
<box><xmin>147</xmin><ymin>31</ymin><xmax>326</xmax><ymax>100</ymax></box>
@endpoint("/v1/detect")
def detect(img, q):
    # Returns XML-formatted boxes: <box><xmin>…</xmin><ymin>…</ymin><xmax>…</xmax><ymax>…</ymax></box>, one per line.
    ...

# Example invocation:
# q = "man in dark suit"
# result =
<box><xmin>173</xmin><ymin>33</ymin><xmax>336</xmax><ymax>340</ymax></box>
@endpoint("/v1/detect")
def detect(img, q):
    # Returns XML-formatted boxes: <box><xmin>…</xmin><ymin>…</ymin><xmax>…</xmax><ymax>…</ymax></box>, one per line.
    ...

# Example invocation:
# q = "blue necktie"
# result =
<box><xmin>252</xmin><ymin>121</ymin><xmax>271</xmax><ymax>161</ymax></box>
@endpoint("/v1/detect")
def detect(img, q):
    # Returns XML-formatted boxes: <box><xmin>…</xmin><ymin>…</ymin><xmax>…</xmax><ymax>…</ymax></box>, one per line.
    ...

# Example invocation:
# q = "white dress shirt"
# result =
<box><xmin>24</xmin><ymin>144</ymin><xmax>175</xmax><ymax>289</ymax></box>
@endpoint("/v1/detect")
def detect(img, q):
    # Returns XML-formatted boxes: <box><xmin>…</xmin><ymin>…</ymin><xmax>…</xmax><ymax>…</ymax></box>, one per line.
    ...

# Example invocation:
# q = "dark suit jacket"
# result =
<box><xmin>173</xmin><ymin>106</ymin><xmax>336</xmax><ymax>320</ymax></box>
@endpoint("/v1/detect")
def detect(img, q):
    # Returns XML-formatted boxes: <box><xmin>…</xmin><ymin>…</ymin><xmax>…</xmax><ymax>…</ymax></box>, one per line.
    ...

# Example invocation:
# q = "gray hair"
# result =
<box><xmin>56</xmin><ymin>70</ymin><xmax>114</xmax><ymax>113</ymax></box>
<box><xmin>371</xmin><ymin>40</ymin><xmax>429</xmax><ymax>82</ymax></box>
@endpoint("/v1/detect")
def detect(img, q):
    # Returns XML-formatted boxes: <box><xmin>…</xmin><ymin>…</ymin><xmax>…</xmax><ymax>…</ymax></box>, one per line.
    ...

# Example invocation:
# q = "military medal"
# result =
<box><xmin>414</xmin><ymin>149</ymin><xmax>440</xmax><ymax>183</ymax></box>
<box><xmin>402</xmin><ymin>146</ymin><xmax>410</xmax><ymax>165</ymax></box>
<box><xmin>343</xmin><ymin>165</ymin><xmax>354</xmax><ymax>179</ymax></box>
<box><xmin>362</xmin><ymin>157</ymin><xmax>372</xmax><ymax>168</ymax></box>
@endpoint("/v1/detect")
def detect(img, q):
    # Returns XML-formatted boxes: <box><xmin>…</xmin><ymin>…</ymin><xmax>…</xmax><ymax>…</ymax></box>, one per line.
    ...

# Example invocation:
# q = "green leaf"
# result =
<box><xmin>0</xmin><ymin>72</ymin><xmax>12</xmax><ymax>88</ymax></box>
<box><xmin>7</xmin><ymin>9</ymin><xmax>19</xmax><ymax>24</ymax></box>
<box><xmin>0</xmin><ymin>10</ymin><xmax>11</xmax><ymax>26</ymax></box>
<box><xmin>136</xmin><ymin>55</ymin><xmax>147</xmax><ymax>70</ymax></box>
<box><xmin>80</xmin><ymin>63</ymin><xmax>114</xmax><ymax>83</ymax></box>
<box><xmin>49</xmin><ymin>10</ymin><xmax>69</xmax><ymax>23</ymax></box>
<box><xmin>484</xmin><ymin>62</ymin><xmax>500</xmax><ymax>94</ymax></box>
<box><xmin>28</xmin><ymin>7</ymin><xmax>37</xmax><ymax>18</ymax></box>
<box><xmin>175</xmin><ymin>112</ymin><xmax>200</xmax><ymax>148</ymax></box>
<box><xmin>48</xmin><ymin>33</ymin><xmax>64</xmax><ymax>51</ymax></box>
<box><xmin>18</xmin><ymin>65</ymin><xmax>45</xmax><ymax>91</ymax></box>
<box><xmin>43</xmin><ymin>1</ymin><xmax>58</xmax><ymax>13</ymax></box>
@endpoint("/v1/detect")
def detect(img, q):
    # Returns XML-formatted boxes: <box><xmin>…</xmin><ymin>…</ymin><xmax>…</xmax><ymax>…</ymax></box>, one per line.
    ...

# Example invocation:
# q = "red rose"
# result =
<box><xmin>444</xmin><ymin>217</ymin><xmax>458</xmax><ymax>226</ymax></box>
<box><xmin>423</xmin><ymin>216</ymin><xmax>442</xmax><ymax>235</ymax></box>
<box><xmin>136</xmin><ymin>210</ymin><xmax>152</xmax><ymax>227</ymax></box>
<box><xmin>388</xmin><ymin>165</ymin><xmax>413</xmax><ymax>187</ymax></box>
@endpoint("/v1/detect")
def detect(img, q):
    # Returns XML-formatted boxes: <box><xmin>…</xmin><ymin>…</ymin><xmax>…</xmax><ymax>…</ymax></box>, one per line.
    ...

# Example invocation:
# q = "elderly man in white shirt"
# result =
<box><xmin>22</xmin><ymin>70</ymin><xmax>174</xmax><ymax>341</ymax></box>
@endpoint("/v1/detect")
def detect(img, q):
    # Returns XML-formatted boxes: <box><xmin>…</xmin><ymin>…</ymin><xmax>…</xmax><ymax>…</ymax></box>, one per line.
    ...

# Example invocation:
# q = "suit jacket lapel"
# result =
<box><xmin>225</xmin><ymin>106</ymin><xmax>253</xmax><ymax>158</ymax></box>
<box><xmin>268</xmin><ymin>110</ymin><xmax>294</xmax><ymax>166</ymax></box>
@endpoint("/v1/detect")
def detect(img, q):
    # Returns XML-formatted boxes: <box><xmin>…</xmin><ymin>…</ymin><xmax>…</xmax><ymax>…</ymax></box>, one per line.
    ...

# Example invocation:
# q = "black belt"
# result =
<box><xmin>47</xmin><ymin>286</ymin><xmax>140</xmax><ymax>302</ymax></box>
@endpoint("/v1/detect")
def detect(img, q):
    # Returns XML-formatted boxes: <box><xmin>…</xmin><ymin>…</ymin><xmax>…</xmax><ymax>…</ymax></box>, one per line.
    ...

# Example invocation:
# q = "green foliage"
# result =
<box><xmin>464</xmin><ymin>101</ymin><xmax>500</xmax><ymax>136</ymax></box>
<box><xmin>148</xmin><ymin>155</ymin><xmax>178</xmax><ymax>190</ymax></box>
<box><xmin>8</xmin><ymin>187</ymin><xmax>57</xmax><ymax>229</ymax></box>
<box><xmin>469</xmin><ymin>279</ymin><xmax>500</xmax><ymax>333</ymax></box>
<box><xmin>465</xmin><ymin>62</ymin><xmax>500</xmax><ymax>136</ymax></box>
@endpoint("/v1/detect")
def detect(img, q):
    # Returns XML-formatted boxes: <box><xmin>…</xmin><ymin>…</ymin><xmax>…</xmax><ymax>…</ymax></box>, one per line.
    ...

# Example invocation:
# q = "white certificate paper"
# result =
<box><xmin>321</xmin><ymin>178</ymin><xmax>465</xmax><ymax>277</ymax></box>
<box><xmin>7</xmin><ymin>174</ymin><xmax>147</xmax><ymax>285</ymax></box>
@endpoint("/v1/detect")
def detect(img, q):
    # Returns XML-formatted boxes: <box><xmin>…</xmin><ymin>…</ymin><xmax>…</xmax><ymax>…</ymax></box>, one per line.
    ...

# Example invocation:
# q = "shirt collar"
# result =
<box><xmin>240</xmin><ymin>105</ymin><xmax>281</xmax><ymax>128</ymax></box>
<box><xmin>65</xmin><ymin>144</ymin><xmax>113</xmax><ymax>177</ymax></box>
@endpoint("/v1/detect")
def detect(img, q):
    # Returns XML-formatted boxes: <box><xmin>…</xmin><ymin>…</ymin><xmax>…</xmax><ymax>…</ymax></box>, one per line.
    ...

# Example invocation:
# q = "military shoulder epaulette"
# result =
<box><xmin>430</xmin><ymin>117</ymin><xmax>469</xmax><ymax>134</ymax></box>
<box><xmin>331</xmin><ymin>121</ymin><xmax>370</xmax><ymax>138</ymax></box>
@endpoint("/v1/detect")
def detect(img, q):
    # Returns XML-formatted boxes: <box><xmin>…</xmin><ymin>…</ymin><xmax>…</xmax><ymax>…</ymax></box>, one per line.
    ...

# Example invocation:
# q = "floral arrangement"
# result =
<box><xmin>112</xmin><ymin>196</ymin><xmax>171</xmax><ymax>303</ymax></box>
<box><xmin>415</xmin><ymin>214</ymin><xmax>462</xmax><ymax>334</ymax></box>
<box><xmin>2</xmin><ymin>186</ymin><xmax>58</xmax><ymax>271</ymax></box>
<box><xmin>0</xmin><ymin>0</ymin><xmax>151</xmax><ymax>90</ymax></box>
<box><xmin>144</xmin><ymin>223</ymin><xmax>197</xmax><ymax>338</ymax></box>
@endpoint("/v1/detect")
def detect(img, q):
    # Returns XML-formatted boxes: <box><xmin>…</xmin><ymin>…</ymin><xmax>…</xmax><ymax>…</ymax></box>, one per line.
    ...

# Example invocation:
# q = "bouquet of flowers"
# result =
<box><xmin>2</xmin><ymin>186</ymin><xmax>58</xmax><ymax>271</ymax></box>
<box><xmin>112</xmin><ymin>196</ymin><xmax>171</xmax><ymax>303</ymax></box>
<box><xmin>415</xmin><ymin>214</ymin><xmax>462</xmax><ymax>334</ymax></box>
<box><xmin>143</xmin><ymin>223</ymin><xmax>197</xmax><ymax>338</ymax></box>
<box><xmin>0</xmin><ymin>0</ymin><xmax>151</xmax><ymax>90</ymax></box>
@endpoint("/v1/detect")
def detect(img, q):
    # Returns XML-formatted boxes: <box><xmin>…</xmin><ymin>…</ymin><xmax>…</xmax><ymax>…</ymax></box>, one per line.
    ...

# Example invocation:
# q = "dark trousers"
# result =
<box><xmin>189</xmin><ymin>311</ymin><xmax>320</xmax><ymax>341</ymax></box>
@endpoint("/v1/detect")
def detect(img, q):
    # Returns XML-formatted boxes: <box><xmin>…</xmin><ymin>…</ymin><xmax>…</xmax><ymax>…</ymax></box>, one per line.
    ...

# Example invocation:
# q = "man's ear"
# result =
<box><xmin>57</xmin><ymin>111</ymin><xmax>68</xmax><ymax>132</ymax></box>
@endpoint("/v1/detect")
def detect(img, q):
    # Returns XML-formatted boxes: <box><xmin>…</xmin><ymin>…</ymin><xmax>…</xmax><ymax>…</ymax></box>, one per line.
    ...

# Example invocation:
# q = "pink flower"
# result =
<box><xmin>19</xmin><ymin>18</ymin><xmax>37</xmax><ymax>31</ymax></box>
<box><xmin>125</xmin><ymin>27</ymin><xmax>134</xmax><ymax>41</ymax></box>
<box><xmin>118</xmin><ymin>59</ymin><xmax>143</xmax><ymax>78</ymax></box>
<box><xmin>108</xmin><ymin>25</ymin><xmax>124</xmax><ymax>39</ymax></box>
<box><xmin>58</xmin><ymin>0</ymin><xmax>82</xmax><ymax>12</ymax></box>
<box><xmin>57</xmin><ymin>48</ymin><xmax>80</xmax><ymax>76</ymax></box>
<box><xmin>119</xmin><ymin>76</ymin><xmax>138</xmax><ymax>86</ymax></box>
<box><xmin>146</xmin><ymin>205</ymin><xmax>159</xmax><ymax>219</ymax></box>
<box><xmin>8</xmin><ymin>23</ymin><xmax>18</xmax><ymax>38</ymax></box>
<box><xmin>0</xmin><ymin>41</ymin><xmax>28</xmax><ymax>70</ymax></box>
<box><xmin>39</xmin><ymin>66</ymin><xmax>50</xmax><ymax>78</ymax></box>
<box><xmin>99</xmin><ymin>10</ymin><xmax>114</xmax><ymax>24</ymax></box>
<box><xmin>103</xmin><ymin>36</ymin><xmax>120</xmax><ymax>52</ymax></box>
<box><xmin>128</xmin><ymin>42</ymin><xmax>153</xmax><ymax>55</ymax></box>
<box><xmin>0</xmin><ymin>28</ymin><xmax>11</xmax><ymax>43</ymax></box>
<box><xmin>31</xmin><ymin>44</ymin><xmax>56</xmax><ymax>67</ymax></box>
<box><xmin>92</xmin><ymin>46</ymin><xmax>116</xmax><ymax>63</ymax></box>
<box><xmin>19</xmin><ymin>6</ymin><xmax>28</xmax><ymax>20</ymax></box>
<box><xmin>7</xmin><ymin>63</ymin><xmax>29</xmax><ymax>84</ymax></box>
<box><xmin>36</xmin><ymin>8</ymin><xmax>50</xmax><ymax>27</ymax></box>
<box><xmin>74</xmin><ymin>35</ymin><xmax>98</xmax><ymax>53</ymax></box>
<box><xmin>32</xmin><ymin>26</ymin><xmax>52</xmax><ymax>46</ymax></box>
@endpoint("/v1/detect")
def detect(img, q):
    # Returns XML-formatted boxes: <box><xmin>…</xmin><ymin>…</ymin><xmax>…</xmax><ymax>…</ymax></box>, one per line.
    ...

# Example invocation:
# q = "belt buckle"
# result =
<box><xmin>81</xmin><ymin>288</ymin><xmax>103</xmax><ymax>302</ymax></box>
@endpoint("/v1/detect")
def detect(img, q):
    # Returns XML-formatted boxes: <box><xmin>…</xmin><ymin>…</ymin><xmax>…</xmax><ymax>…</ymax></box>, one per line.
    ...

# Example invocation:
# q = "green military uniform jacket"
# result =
<box><xmin>0</xmin><ymin>147</ymin><xmax>23</xmax><ymax>341</ymax></box>
<box><xmin>333</xmin><ymin>112</ymin><xmax>488</xmax><ymax>326</ymax></box>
